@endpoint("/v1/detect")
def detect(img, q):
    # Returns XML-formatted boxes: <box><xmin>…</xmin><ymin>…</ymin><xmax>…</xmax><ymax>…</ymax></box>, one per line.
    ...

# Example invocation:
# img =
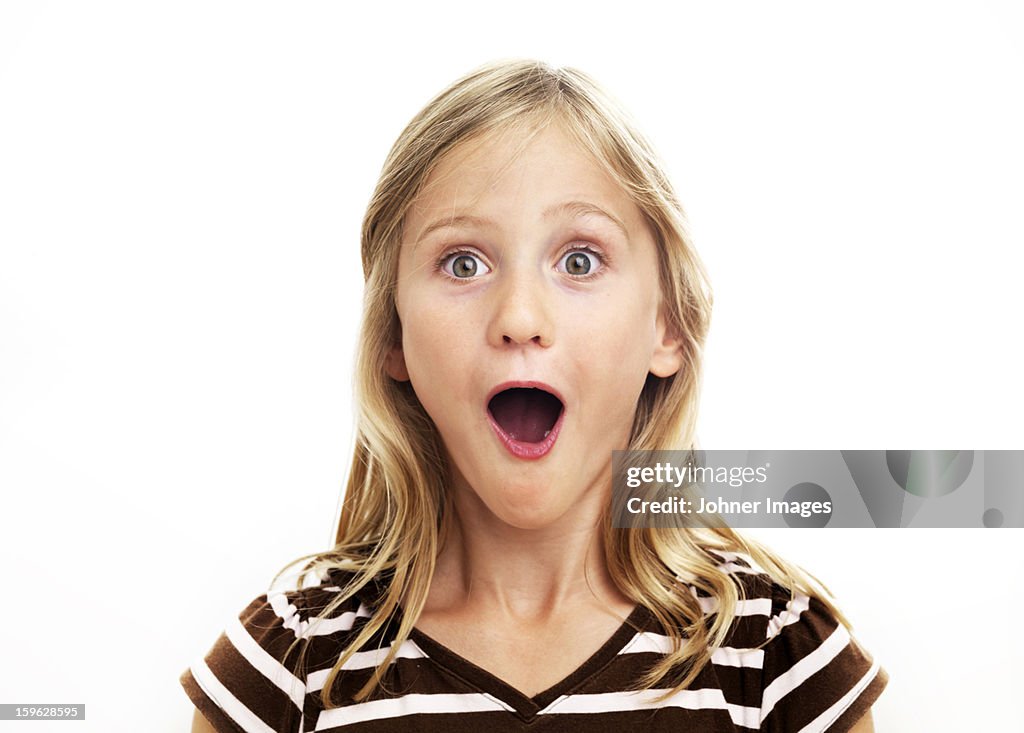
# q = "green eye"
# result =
<box><xmin>452</xmin><ymin>255</ymin><xmax>477</xmax><ymax>277</ymax></box>
<box><xmin>442</xmin><ymin>252</ymin><xmax>490</xmax><ymax>279</ymax></box>
<box><xmin>559</xmin><ymin>249</ymin><xmax>600</xmax><ymax>276</ymax></box>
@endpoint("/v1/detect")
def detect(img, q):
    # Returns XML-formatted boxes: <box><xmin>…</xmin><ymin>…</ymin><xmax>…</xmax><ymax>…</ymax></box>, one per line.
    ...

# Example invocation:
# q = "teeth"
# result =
<box><xmin>543</xmin><ymin>430</ymin><xmax>551</xmax><ymax>438</ymax></box>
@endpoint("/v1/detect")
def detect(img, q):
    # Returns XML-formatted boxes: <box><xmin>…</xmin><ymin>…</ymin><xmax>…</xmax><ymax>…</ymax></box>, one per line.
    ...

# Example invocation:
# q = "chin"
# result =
<box><xmin>494</xmin><ymin>511</ymin><xmax>562</xmax><ymax>532</ymax></box>
<box><xmin>488</xmin><ymin>493</ymin><xmax>577</xmax><ymax>531</ymax></box>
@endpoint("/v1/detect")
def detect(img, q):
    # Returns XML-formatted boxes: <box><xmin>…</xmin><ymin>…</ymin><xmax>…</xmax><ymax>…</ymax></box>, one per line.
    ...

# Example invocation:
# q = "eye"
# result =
<box><xmin>557</xmin><ymin>248</ymin><xmax>602</xmax><ymax>277</ymax></box>
<box><xmin>440</xmin><ymin>251</ymin><xmax>491</xmax><ymax>279</ymax></box>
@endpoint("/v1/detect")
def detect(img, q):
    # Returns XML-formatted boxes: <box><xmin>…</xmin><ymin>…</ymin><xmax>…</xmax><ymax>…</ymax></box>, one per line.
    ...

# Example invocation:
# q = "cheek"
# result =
<box><xmin>587</xmin><ymin>293</ymin><xmax>658</xmax><ymax>367</ymax></box>
<box><xmin>567</xmin><ymin>296</ymin><xmax>659</xmax><ymax>419</ymax></box>
<box><xmin>400</xmin><ymin>303</ymin><xmax>478</xmax><ymax>421</ymax></box>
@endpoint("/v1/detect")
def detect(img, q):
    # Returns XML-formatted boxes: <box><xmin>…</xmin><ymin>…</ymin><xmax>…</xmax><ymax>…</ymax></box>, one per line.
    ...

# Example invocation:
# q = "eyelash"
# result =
<box><xmin>435</xmin><ymin>244</ymin><xmax>609</xmax><ymax>282</ymax></box>
<box><xmin>436</xmin><ymin>248</ymin><xmax>491</xmax><ymax>282</ymax></box>
<box><xmin>557</xmin><ymin>245</ymin><xmax>607</xmax><ymax>281</ymax></box>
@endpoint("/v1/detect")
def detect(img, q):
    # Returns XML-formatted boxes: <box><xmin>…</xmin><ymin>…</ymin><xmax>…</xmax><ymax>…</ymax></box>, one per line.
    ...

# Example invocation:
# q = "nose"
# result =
<box><xmin>486</xmin><ymin>266</ymin><xmax>554</xmax><ymax>349</ymax></box>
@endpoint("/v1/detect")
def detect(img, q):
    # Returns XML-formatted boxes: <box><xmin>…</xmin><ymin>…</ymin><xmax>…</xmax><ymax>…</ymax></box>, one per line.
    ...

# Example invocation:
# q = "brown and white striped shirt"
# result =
<box><xmin>180</xmin><ymin>553</ymin><xmax>887</xmax><ymax>732</ymax></box>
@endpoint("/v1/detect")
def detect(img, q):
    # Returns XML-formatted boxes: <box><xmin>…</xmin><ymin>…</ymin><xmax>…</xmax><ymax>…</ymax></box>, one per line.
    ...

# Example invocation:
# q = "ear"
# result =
<box><xmin>385</xmin><ymin>345</ymin><xmax>410</xmax><ymax>382</ymax></box>
<box><xmin>648</xmin><ymin>308</ymin><xmax>685</xmax><ymax>378</ymax></box>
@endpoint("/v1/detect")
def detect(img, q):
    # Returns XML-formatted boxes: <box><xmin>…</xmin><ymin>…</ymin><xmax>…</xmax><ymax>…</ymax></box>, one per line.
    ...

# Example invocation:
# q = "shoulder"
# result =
<box><xmin>179</xmin><ymin>568</ymin><xmax>376</xmax><ymax>733</ymax></box>
<box><xmin>696</xmin><ymin>549</ymin><xmax>888</xmax><ymax>733</ymax></box>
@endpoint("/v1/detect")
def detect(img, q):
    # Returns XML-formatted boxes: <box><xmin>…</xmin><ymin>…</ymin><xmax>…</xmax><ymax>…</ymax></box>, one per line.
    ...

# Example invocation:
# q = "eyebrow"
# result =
<box><xmin>414</xmin><ymin>200</ymin><xmax>630</xmax><ymax>244</ymax></box>
<box><xmin>543</xmin><ymin>200</ymin><xmax>629</xmax><ymax>239</ymax></box>
<box><xmin>415</xmin><ymin>214</ymin><xmax>495</xmax><ymax>244</ymax></box>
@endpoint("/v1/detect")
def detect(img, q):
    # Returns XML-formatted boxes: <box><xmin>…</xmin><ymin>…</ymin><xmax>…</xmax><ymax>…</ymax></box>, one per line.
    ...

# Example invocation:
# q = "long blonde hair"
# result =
<box><xmin>277</xmin><ymin>58</ymin><xmax>847</xmax><ymax>708</ymax></box>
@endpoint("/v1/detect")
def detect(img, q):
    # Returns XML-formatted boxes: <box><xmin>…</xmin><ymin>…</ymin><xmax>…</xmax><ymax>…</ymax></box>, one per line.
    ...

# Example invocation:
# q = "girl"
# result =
<box><xmin>181</xmin><ymin>59</ymin><xmax>886</xmax><ymax>732</ymax></box>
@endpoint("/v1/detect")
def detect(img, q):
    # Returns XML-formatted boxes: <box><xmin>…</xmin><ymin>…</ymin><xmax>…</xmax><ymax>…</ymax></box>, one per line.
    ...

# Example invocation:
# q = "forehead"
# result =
<box><xmin>405</xmin><ymin>122</ymin><xmax>647</xmax><ymax>240</ymax></box>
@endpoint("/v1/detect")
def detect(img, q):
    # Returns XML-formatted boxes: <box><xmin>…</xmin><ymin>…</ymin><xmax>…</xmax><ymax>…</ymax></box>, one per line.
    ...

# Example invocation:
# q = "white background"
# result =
<box><xmin>1</xmin><ymin>1</ymin><xmax>1022</xmax><ymax>731</ymax></box>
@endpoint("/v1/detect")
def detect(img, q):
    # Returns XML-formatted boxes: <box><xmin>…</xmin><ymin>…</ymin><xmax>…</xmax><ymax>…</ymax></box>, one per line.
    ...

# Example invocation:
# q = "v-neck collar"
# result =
<box><xmin>407</xmin><ymin>604</ymin><xmax>651</xmax><ymax>722</ymax></box>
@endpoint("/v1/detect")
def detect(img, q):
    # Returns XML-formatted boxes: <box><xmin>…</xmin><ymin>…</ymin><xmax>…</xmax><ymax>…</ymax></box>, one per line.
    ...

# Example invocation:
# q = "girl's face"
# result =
<box><xmin>389</xmin><ymin>121</ymin><xmax>683</xmax><ymax>531</ymax></box>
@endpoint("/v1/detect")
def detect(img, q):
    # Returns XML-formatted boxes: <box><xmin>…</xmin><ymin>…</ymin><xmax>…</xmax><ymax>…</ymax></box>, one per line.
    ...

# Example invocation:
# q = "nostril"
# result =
<box><xmin>502</xmin><ymin>333</ymin><xmax>545</xmax><ymax>345</ymax></box>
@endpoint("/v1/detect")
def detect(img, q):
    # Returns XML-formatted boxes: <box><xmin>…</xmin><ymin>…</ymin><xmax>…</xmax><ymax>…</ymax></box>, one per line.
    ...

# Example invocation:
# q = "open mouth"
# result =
<box><xmin>487</xmin><ymin>387</ymin><xmax>564</xmax><ymax>454</ymax></box>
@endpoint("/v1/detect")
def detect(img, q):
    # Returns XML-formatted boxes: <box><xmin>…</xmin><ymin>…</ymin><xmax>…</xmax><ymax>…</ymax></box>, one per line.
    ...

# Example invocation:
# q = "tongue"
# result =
<box><xmin>488</xmin><ymin>388</ymin><xmax>562</xmax><ymax>443</ymax></box>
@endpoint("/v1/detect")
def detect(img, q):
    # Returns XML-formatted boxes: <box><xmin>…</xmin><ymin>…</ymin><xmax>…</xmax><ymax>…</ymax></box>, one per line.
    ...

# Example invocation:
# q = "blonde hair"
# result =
<box><xmin>277</xmin><ymin>59</ymin><xmax>848</xmax><ymax>708</ymax></box>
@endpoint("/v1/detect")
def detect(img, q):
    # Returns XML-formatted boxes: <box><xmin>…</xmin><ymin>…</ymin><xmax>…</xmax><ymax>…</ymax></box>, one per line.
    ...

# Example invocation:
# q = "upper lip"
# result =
<box><xmin>485</xmin><ymin>380</ymin><xmax>566</xmax><ymax>408</ymax></box>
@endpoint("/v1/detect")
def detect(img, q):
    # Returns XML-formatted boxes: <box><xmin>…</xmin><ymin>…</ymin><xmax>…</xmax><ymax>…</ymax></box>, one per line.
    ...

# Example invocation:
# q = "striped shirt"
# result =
<box><xmin>180</xmin><ymin>554</ymin><xmax>887</xmax><ymax>732</ymax></box>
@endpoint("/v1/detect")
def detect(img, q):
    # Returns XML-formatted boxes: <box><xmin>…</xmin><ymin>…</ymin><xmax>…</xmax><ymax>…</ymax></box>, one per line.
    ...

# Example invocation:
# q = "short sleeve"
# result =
<box><xmin>758</xmin><ymin>587</ymin><xmax>888</xmax><ymax>733</ymax></box>
<box><xmin>180</xmin><ymin>592</ymin><xmax>309</xmax><ymax>733</ymax></box>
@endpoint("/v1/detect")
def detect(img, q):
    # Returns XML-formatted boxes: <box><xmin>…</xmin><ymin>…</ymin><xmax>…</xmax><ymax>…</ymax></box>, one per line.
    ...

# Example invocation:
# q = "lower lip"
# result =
<box><xmin>487</xmin><ymin>408</ymin><xmax>565</xmax><ymax>460</ymax></box>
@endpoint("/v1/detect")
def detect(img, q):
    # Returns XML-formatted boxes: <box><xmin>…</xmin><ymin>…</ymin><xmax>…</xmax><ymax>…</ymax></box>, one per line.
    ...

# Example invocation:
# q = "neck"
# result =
<box><xmin>424</xmin><ymin>472</ymin><xmax>632</xmax><ymax>623</ymax></box>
